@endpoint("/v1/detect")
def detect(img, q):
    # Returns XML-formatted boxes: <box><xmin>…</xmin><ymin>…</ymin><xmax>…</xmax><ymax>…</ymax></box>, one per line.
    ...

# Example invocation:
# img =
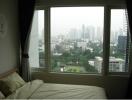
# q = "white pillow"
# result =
<box><xmin>0</xmin><ymin>91</ymin><xmax>5</xmax><ymax>99</ymax></box>
<box><xmin>1</xmin><ymin>72</ymin><xmax>26</xmax><ymax>93</ymax></box>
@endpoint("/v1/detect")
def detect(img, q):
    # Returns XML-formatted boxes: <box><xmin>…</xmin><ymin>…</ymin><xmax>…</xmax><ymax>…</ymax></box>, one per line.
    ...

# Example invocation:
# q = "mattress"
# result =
<box><xmin>6</xmin><ymin>80</ymin><xmax>107</xmax><ymax>99</ymax></box>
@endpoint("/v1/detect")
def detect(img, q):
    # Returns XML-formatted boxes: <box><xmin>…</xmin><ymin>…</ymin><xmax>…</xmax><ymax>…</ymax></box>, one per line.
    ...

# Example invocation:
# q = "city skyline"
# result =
<box><xmin>37</xmin><ymin>8</ymin><xmax>126</xmax><ymax>38</ymax></box>
<box><xmin>29</xmin><ymin>9</ymin><xmax>129</xmax><ymax>73</ymax></box>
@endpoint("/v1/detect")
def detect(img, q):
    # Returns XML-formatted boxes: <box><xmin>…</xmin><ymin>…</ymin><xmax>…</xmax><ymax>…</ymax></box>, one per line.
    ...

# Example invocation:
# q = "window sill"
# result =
<box><xmin>49</xmin><ymin>71</ymin><xmax>102</xmax><ymax>76</ymax></box>
<box><xmin>107</xmin><ymin>72</ymin><xmax>130</xmax><ymax>77</ymax></box>
<box><xmin>31</xmin><ymin>68</ymin><xmax>130</xmax><ymax>78</ymax></box>
<box><xmin>30</xmin><ymin>67</ymin><xmax>46</xmax><ymax>72</ymax></box>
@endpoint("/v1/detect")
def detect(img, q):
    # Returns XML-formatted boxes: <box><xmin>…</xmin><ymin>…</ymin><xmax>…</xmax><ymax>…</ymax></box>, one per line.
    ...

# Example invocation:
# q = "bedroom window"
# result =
<box><xmin>29</xmin><ymin>10</ymin><xmax>45</xmax><ymax>68</ymax></box>
<box><xmin>109</xmin><ymin>9</ymin><xmax>130</xmax><ymax>73</ymax></box>
<box><xmin>29</xmin><ymin>6</ymin><xmax>131</xmax><ymax>76</ymax></box>
<box><xmin>50</xmin><ymin>7</ymin><xmax>104</xmax><ymax>73</ymax></box>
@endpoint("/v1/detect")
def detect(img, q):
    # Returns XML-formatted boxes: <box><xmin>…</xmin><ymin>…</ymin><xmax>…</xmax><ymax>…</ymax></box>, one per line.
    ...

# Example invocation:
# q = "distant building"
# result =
<box><xmin>93</xmin><ymin>56</ymin><xmax>125</xmax><ymax>72</ymax></box>
<box><xmin>77</xmin><ymin>41</ymin><xmax>87</xmax><ymax>51</ymax></box>
<box><xmin>109</xmin><ymin>57</ymin><xmax>125</xmax><ymax>72</ymax></box>
<box><xmin>94</xmin><ymin>57</ymin><xmax>103</xmax><ymax>73</ymax></box>
<box><xmin>96</xmin><ymin>26</ymin><xmax>103</xmax><ymax>42</ymax></box>
<box><xmin>88</xmin><ymin>26</ymin><xmax>95</xmax><ymax>41</ymax></box>
<box><xmin>53</xmin><ymin>52</ymin><xmax>62</xmax><ymax>56</ymax></box>
<box><xmin>81</xmin><ymin>24</ymin><xmax>85</xmax><ymax>39</ymax></box>
<box><xmin>68</xmin><ymin>28</ymin><xmax>78</xmax><ymax>40</ymax></box>
<box><xmin>118</xmin><ymin>35</ymin><xmax>127</xmax><ymax>52</ymax></box>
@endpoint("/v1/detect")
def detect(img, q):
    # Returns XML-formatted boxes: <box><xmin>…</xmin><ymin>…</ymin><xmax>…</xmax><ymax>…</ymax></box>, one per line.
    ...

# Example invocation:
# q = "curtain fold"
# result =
<box><xmin>126</xmin><ymin>0</ymin><xmax>132</xmax><ymax>98</ymax></box>
<box><xmin>19</xmin><ymin>0</ymin><xmax>35</xmax><ymax>82</ymax></box>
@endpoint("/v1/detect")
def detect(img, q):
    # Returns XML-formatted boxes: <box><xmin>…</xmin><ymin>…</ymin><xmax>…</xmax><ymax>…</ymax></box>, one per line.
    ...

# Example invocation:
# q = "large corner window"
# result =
<box><xmin>29</xmin><ymin>10</ymin><xmax>45</xmax><ymax>68</ymax></box>
<box><xmin>109</xmin><ymin>9</ymin><xmax>130</xmax><ymax>72</ymax></box>
<box><xmin>29</xmin><ymin>6</ymin><xmax>131</xmax><ymax>75</ymax></box>
<box><xmin>51</xmin><ymin>7</ymin><xmax>104</xmax><ymax>73</ymax></box>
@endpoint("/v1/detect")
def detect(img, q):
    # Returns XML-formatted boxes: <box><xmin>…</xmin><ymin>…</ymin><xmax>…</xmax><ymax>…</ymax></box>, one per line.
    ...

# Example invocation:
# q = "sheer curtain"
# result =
<box><xmin>19</xmin><ymin>0</ymin><xmax>35</xmax><ymax>82</ymax></box>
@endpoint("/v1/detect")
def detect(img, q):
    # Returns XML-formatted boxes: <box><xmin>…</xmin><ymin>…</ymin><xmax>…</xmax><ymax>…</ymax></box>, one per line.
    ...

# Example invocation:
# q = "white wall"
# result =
<box><xmin>0</xmin><ymin>0</ymin><xmax>19</xmax><ymax>74</ymax></box>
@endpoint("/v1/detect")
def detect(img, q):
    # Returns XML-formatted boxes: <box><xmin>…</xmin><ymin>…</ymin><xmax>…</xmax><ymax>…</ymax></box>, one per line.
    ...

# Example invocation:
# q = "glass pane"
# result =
<box><xmin>29</xmin><ymin>10</ymin><xmax>45</xmax><ymax>68</ymax></box>
<box><xmin>109</xmin><ymin>9</ymin><xmax>130</xmax><ymax>72</ymax></box>
<box><xmin>51</xmin><ymin>7</ymin><xmax>104</xmax><ymax>73</ymax></box>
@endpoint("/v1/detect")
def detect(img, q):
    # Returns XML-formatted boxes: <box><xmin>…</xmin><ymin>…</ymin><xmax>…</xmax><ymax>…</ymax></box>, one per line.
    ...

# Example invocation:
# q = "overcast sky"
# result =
<box><xmin>37</xmin><ymin>7</ymin><xmax>126</xmax><ymax>36</ymax></box>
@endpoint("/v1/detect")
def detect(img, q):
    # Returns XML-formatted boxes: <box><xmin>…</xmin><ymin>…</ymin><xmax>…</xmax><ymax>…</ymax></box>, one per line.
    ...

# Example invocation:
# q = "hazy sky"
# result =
<box><xmin>111</xmin><ymin>9</ymin><xmax>125</xmax><ymax>33</ymax></box>
<box><xmin>37</xmin><ymin>7</ymin><xmax>126</xmax><ymax>36</ymax></box>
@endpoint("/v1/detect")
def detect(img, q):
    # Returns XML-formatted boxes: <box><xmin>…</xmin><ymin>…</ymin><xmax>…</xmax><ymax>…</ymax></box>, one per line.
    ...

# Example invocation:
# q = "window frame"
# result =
<box><xmin>30</xmin><ymin>8</ymin><xmax>47</xmax><ymax>73</ymax></box>
<box><xmin>107</xmin><ymin>7</ymin><xmax>131</xmax><ymax>76</ymax></box>
<box><xmin>33</xmin><ymin>5</ymin><xmax>131</xmax><ymax>76</ymax></box>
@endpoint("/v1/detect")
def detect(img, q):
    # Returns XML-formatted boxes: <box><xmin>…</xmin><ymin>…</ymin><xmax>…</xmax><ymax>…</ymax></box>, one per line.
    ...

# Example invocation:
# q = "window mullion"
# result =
<box><xmin>45</xmin><ymin>7</ymin><xmax>51</xmax><ymax>72</ymax></box>
<box><xmin>102</xmin><ymin>6</ymin><xmax>111</xmax><ymax>76</ymax></box>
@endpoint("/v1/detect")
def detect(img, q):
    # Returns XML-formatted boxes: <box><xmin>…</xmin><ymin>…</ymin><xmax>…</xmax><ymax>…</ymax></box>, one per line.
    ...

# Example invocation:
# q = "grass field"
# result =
<box><xmin>64</xmin><ymin>65</ymin><xmax>86</xmax><ymax>73</ymax></box>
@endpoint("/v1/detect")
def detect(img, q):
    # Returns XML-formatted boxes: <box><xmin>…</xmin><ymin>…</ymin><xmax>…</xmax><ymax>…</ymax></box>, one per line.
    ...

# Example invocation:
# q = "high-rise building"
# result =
<box><xmin>94</xmin><ymin>56</ymin><xmax>125</xmax><ymax>72</ymax></box>
<box><xmin>68</xmin><ymin>28</ymin><xmax>78</xmax><ymax>40</ymax></box>
<box><xmin>85</xmin><ymin>27</ymin><xmax>90</xmax><ymax>39</ymax></box>
<box><xmin>118</xmin><ymin>35</ymin><xmax>127</xmax><ymax>52</ymax></box>
<box><xmin>94</xmin><ymin>57</ymin><xmax>102</xmax><ymax>73</ymax></box>
<box><xmin>81</xmin><ymin>24</ymin><xmax>85</xmax><ymax>39</ymax></box>
<box><xmin>86</xmin><ymin>26</ymin><xmax>95</xmax><ymax>41</ymax></box>
<box><xmin>96</xmin><ymin>26</ymin><xmax>103</xmax><ymax>42</ymax></box>
<box><xmin>109</xmin><ymin>57</ymin><xmax>125</xmax><ymax>72</ymax></box>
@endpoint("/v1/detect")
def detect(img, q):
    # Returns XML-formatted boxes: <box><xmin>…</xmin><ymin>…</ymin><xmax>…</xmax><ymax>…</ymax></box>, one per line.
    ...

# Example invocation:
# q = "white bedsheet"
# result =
<box><xmin>6</xmin><ymin>80</ymin><xmax>107</xmax><ymax>99</ymax></box>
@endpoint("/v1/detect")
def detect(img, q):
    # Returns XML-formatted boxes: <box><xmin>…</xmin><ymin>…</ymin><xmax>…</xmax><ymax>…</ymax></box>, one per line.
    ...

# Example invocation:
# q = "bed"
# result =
<box><xmin>0</xmin><ymin>68</ymin><xmax>107</xmax><ymax>99</ymax></box>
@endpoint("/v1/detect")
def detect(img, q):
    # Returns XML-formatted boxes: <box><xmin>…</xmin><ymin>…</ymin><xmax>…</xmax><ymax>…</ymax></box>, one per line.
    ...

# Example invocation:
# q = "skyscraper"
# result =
<box><xmin>118</xmin><ymin>36</ymin><xmax>127</xmax><ymax>52</ymax></box>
